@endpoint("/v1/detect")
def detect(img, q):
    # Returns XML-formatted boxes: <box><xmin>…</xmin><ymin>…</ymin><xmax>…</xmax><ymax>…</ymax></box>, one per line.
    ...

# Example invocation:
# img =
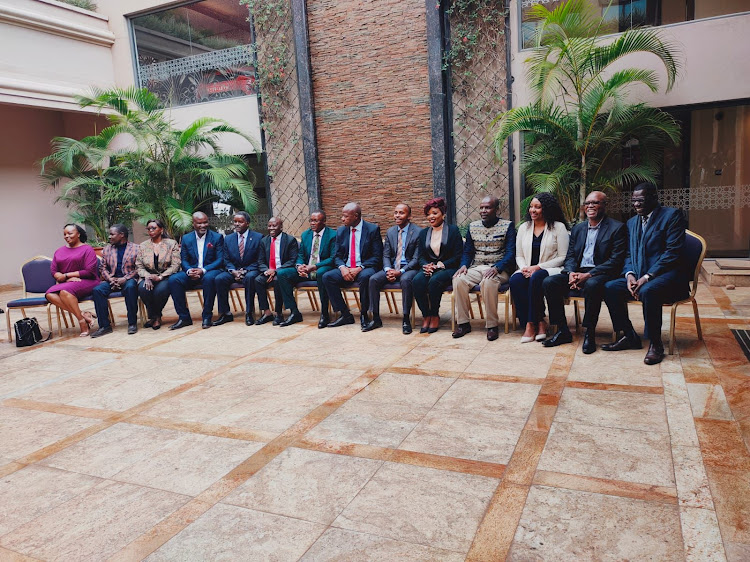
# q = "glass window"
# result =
<box><xmin>131</xmin><ymin>0</ymin><xmax>256</xmax><ymax>107</ymax></box>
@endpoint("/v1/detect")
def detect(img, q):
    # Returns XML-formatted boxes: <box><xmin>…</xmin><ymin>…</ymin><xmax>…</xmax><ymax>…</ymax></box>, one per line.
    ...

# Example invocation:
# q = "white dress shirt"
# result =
<box><xmin>196</xmin><ymin>233</ymin><xmax>206</xmax><ymax>271</ymax></box>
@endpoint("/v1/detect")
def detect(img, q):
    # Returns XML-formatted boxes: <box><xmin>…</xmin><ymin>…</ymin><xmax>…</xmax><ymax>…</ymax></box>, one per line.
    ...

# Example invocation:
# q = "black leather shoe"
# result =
<box><xmin>582</xmin><ymin>330</ymin><xmax>596</xmax><ymax>354</ymax></box>
<box><xmin>212</xmin><ymin>313</ymin><xmax>234</xmax><ymax>327</ymax></box>
<box><xmin>362</xmin><ymin>318</ymin><xmax>383</xmax><ymax>332</ymax></box>
<box><xmin>452</xmin><ymin>323</ymin><xmax>472</xmax><ymax>338</ymax></box>
<box><xmin>245</xmin><ymin>313</ymin><xmax>254</xmax><ymax>326</ymax></box>
<box><xmin>127</xmin><ymin>324</ymin><xmax>137</xmax><ymax>335</ymax></box>
<box><xmin>272</xmin><ymin>315</ymin><xmax>282</xmax><ymax>326</ymax></box>
<box><xmin>318</xmin><ymin>315</ymin><xmax>330</xmax><ymax>329</ymax></box>
<box><xmin>255</xmin><ymin>313</ymin><xmax>275</xmax><ymax>325</ymax></box>
<box><xmin>280</xmin><ymin>313</ymin><xmax>303</xmax><ymax>327</ymax></box>
<box><xmin>144</xmin><ymin>319</ymin><xmax>154</xmax><ymax>328</ymax></box>
<box><xmin>328</xmin><ymin>314</ymin><xmax>355</xmax><ymax>327</ymax></box>
<box><xmin>487</xmin><ymin>327</ymin><xmax>499</xmax><ymax>341</ymax></box>
<box><xmin>202</xmin><ymin>319</ymin><xmax>212</xmax><ymax>329</ymax></box>
<box><xmin>402</xmin><ymin>318</ymin><xmax>412</xmax><ymax>335</ymax></box>
<box><xmin>169</xmin><ymin>319</ymin><xmax>193</xmax><ymax>330</ymax></box>
<box><xmin>602</xmin><ymin>330</ymin><xmax>643</xmax><ymax>352</ymax></box>
<box><xmin>360</xmin><ymin>314</ymin><xmax>369</xmax><ymax>329</ymax></box>
<box><xmin>541</xmin><ymin>330</ymin><xmax>573</xmax><ymax>347</ymax></box>
<box><xmin>644</xmin><ymin>342</ymin><xmax>665</xmax><ymax>365</ymax></box>
<box><xmin>90</xmin><ymin>325</ymin><xmax>113</xmax><ymax>338</ymax></box>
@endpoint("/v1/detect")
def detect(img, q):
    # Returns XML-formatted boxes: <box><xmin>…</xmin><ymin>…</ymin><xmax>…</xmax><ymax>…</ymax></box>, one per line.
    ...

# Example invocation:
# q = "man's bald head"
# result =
<box><xmin>192</xmin><ymin>211</ymin><xmax>209</xmax><ymax>235</ymax></box>
<box><xmin>341</xmin><ymin>203</ymin><xmax>362</xmax><ymax>228</ymax></box>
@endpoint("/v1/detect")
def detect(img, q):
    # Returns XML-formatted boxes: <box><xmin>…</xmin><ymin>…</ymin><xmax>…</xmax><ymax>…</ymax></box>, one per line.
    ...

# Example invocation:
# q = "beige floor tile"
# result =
<box><xmin>0</xmin><ymin>465</ymin><xmax>101</xmax><ymax>536</ymax></box>
<box><xmin>431</xmin><ymin>379</ymin><xmax>540</xmax><ymax>418</ymax></box>
<box><xmin>396</xmin><ymin>346</ymin><xmax>481</xmax><ymax>373</ymax></box>
<box><xmin>203</xmin><ymin>361</ymin><xmax>294</xmax><ymax>392</ymax></box>
<box><xmin>300</xmin><ymin>528</ymin><xmax>465</xmax><ymax>561</ymax></box>
<box><xmin>555</xmin><ymin>388</ymin><xmax>669</xmax><ymax>432</ymax></box>
<box><xmin>18</xmin><ymin>374</ymin><xmax>123</xmax><ymax>405</ymax></box>
<box><xmin>0</xmin><ymin>406</ymin><xmax>99</xmax><ymax>459</ymax></box>
<box><xmin>69</xmin><ymin>378</ymin><xmax>181</xmax><ymax>411</ymax></box>
<box><xmin>725</xmin><ymin>541</ymin><xmax>750</xmax><ymax>562</ymax></box>
<box><xmin>260</xmin><ymin>367</ymin><xmax>366</xmax><ymax>399</ymax></box>
<box><xmin>352</xmin><ymin>372</ymin><xmax>454</xmax><ymax>407</ymax></box>
<box><xmin>538</xmin><ymin>422</ymin><xmax>675</xmax><ymax>487</ymax></box>
<box><xmin>333</xmin><ymin>461</ymin><xmax>498</xmax><ymax>553</ymax></box>
<box><xmin>223</xmin><ymin>447</ymin><xmax>381</xmax><ymax>524</ymax></box>
<box><xmin>307</xmin><ymin>400</ymin><xmax>430</xmax><ymax>448</ymax></box>
<box><xmin>141</xmin><ymin>384</ymin><xmax>255</xmax><ymax>423</ymax></box>
<box><xmin>508</xmin><ymin>485</ymin><xmax>684</xmax><ymax>561</ymax></box>
<box><xmin>417</xmin><ymin>328</ymin><xmax>490</xmax><ymax>350</ymax></box>
<box><xmin>145</xmin><ymin>503</ymin><xmax>325</xmax><ymax>561</ymax></box>
<box><xmin>0</xmin><ymin>370</ymin><xmax>63</xmax><ymax>399</ymax></box>
<box><xmin>567</xmin><ymin>347</ymin><xmax>663</xmax><ymax>386</ymax></box>
<box><xmin>680</xmin><ymin>506</ymin><xmax>727</xmax><ymax>561</ymax></box>
<box><xmin>687</xmin><ymin>383</ymin><xmax>735</xmax><ymax>420</ymax></box>
<box><xmin>399</xmin><ymin>407</ymin><xmax>526</xmax><ymax>464</ymax></box>
<box><xmin>111</xmin><ymin>432</ymin><xmax>264</xmax><ymax>496</ymax></box>
<box><xmin>0</xmin><ymin>480</ymin><xmax>188</xmax><ymax>562</ymax></box>
<box><xmin>94</xmin><ymin>355</ymin><xmax>222</xmax><ymax>382</ymax></box>
<box><xmin>39</xmin><ymin>423</ymin><xmax>183</xmax><ymax>478</ymax></box>
<box><xmin>208</xmin><ymin>391</ymin><xmax>323</xmax><ymax>435</ymax></box>
<box><xmin>0</xmin><ymin>347</ymin><xmax>117</xmax><ymax>373</ymax></box>
<box><xmin>673</xmin><ymin>445</ymin><xmax>715</xmax><ymax>509</ymax></box>
<box><xmin>464</xmin><ymin>342</ymin><xmax>556</xmax><ymax>378</ymax></box>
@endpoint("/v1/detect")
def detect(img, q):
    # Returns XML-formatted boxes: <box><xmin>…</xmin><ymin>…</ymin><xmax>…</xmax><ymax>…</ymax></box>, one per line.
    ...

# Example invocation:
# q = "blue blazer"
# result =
<box><xmin>225</xmin><ymin>230</ymin><xmax>263</xmax><ymax>271</ymax></box>
<box><xmin>563</xmin><ymin>216</ymin><xmax>626</xmax><ymax>279</ymax></box>
<box><xmin>334</xmin><ymin>220</ymin><xmax>383</xmax><ymax>270</ymax></box>
<box><xmin>180</xmin><ymin>230</ymin><xmax>224</xmax><ymax>273</ymax></box>
<box><xmin>623</xmin><ymin>205</ymin><xmax>686</xmax><ymax>279</ymax></box>
<box><xmin>297</xmin><ymin>227</ymin><xmax>336</xmax><ymax>269</ymax></box>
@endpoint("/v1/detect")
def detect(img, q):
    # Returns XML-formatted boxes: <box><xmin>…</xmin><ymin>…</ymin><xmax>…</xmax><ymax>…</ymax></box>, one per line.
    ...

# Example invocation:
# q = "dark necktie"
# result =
<box><xmin>238</xmin><ymin>234</ymin><xmax>245</xmax><ymax>258</ymax></box>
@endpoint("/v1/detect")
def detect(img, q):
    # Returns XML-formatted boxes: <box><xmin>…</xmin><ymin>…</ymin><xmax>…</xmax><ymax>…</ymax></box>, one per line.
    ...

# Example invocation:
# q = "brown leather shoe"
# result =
<box><xmin>486</xmin><ymin>327</ymin><xmax>499</xmax><ymax>341</ymax></box>
<box><xmin>644</xmin><ymin>342</ymin><xmax>665</xmax><ymax>365</ymax></box>
<box><xmin>452</xmin><ymin>323</ymin><xmax>472</xmax><ymax>339</ymax></box>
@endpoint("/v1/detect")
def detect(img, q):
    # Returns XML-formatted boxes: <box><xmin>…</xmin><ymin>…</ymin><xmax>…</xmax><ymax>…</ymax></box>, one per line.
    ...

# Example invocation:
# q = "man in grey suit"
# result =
<box><xmin>363</xmin><ymin>203</ymin><xmax>423</xmax><ymax>334</ymax></box>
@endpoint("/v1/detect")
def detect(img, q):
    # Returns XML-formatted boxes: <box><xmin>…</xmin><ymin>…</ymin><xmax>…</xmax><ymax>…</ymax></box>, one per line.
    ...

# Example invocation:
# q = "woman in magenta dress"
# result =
<box><xmin>45</xmin><ymin>224</ymin><xmax>100</xmax><ymax>336</ymax></box>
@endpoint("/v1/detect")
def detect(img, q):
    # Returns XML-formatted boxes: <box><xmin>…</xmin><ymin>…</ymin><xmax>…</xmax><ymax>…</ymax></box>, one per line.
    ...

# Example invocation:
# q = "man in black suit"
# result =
<box><xmin>276</xmin><ymin>210</ymin><xmax>337</xmax><ymax>328</ymax></box>
<box><xmin>542</xmin><ymin>191</ymin><xmax>627</xmax><ymax>353</ymax></box>
<box><xmin>254</xmin><ymin>217</ymin><xmax>299</xmax><ymax>325</ymax></box>
<box><xmin>322</xmin><ymin>202</ymin><xmax>383</xmax><ymax>328</ymax></box>
<box><xmin>363</xmin><ymin>203</ymin><xmax>422</xmax><ymax>334</ymax></box>
<box><xmin>602</xmin><ymin>183</ymin><xmax>688</xmax><ymax>365</ymax></box>
<box><xmin>213</xmin><ymin>211</ymin><xmax>263</xmax><ymax>327</ymax></box>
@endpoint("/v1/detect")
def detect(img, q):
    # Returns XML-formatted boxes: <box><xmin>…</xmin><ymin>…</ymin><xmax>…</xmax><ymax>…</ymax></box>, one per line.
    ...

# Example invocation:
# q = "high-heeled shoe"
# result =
<box><xmin>521</xmin><ymin>335</ymin><xmax>535</xmax><ymax>343</ymax></box>
<box><xmin>535</xmin><ymin>333</ymin><xmax>547</xmax><ymax>341</ymax></box>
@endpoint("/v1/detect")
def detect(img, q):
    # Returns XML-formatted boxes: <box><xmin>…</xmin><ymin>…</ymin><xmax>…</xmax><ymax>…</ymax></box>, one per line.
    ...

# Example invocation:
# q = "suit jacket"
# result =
<box><xmin>100</xmin><ymin>241</ymin><xmax>139</xmax><ymax>282</ymax></box>
<box><xmin>136</xmin><ymin>239</ymin><xmax>181</xmax><ymax>278</ymax></box>
<box><xmin>624</xmin><ymin>205</ymin><xmax>686</xmax><ymax>279</ymax></box>
<box><xmin>514</xmin><ymin>221</ymin><xmax>570</xmax><ymax>276</ymax></box>
<box><xmin>225</xmin><ymin>230</ymin><xmax>263</xmax><ymax>271</ymax></box>
<box><xmin>258</xmin><ymin>232</ymin><xmax>299</xmax><ymax>272</ymax></box>
<box><xmin>417</xmin><ymin>224</ymin><xmax>464</xmax><ymax>269</ymax></box>
<box><xmin>180</xmin><ymin>230</ymin><xmax>224</xmax><ymax>273</ymax></box>
<box><xmin>383</xmin><ymin>223</ymin><xmax>423</xmax><ymax>272</ymax></box>
<box><xmin>563</xmin><ymin>215</ymin><xmax>626</xmax><ymax>279</ymax></box>
<box><xmin>297</xmin><ymin>227</ymin><xmax>336</xmax><ymax>269</ymax></box>
<box><xmin>334</xmin><ymin>220</ymin><xmax>383</xmax><ymax>269</ymax></box>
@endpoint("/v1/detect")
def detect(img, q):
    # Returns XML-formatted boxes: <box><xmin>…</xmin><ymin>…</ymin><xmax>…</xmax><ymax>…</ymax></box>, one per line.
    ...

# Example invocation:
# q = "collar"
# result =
<box><xmin>196</xmin><ymin>232</ymin><xmax>206</xmax><ymax>241</ymax></box>
<box><xmin>351</xmin><ymin>220</ymin><xmax>362</xmax><ymax>231</ymax></box>
<box><xmin>398</xmin><ymin>223</ymin><xmax>410</xmax><ymax>233</ymax></box>
<box><xmin>481</xmin><ymin>216</ymin><xmax>500</xmax><ymax>228</ymax></box>
<box><xmin>587</xmin><ymin>217</ymin><xmax>603</xmax><ymax>230</ymax></box>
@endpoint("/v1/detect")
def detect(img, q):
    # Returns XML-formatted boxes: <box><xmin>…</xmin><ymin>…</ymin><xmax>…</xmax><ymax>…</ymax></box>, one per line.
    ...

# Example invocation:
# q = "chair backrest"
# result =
<box><xmin>682</xmin><ymin>230</ymin><xmax>707</xmax><ymax>299</ymax></box>
<box><xmin>21</xmin><ymin>256</ymin><xmax>55</xmax><ymax>296</ymax></box>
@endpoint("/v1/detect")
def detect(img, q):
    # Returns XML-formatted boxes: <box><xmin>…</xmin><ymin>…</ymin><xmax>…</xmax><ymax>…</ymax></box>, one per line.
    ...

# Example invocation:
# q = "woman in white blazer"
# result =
<box><xmin>510</xmin><ymin>193</ymin><xmax>570</xmax><ymax>342</ymax></box>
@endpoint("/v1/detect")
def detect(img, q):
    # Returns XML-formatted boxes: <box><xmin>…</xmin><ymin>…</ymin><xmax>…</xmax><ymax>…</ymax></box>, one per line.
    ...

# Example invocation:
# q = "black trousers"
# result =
<box><xmin>93</xmin><ymin>279</ymin><xmax>138</xmax><ymax>328</ymax></box>
<box><xmin>322</xmin><ymin>267</ymin><xmax>377</xmax><ymax>315</ymax></box>
<box><xmin>604</xmin><ymin>271</ymin><xmax>688</xmax><ymax>341</ymax></box>
<box><xmin>368</xmin><ymin>269</ymin><xmax>418</xmax><ymax>318</ymax></box>
<box><xmin>543</xmin><ymin>271</ymin><xmax>608</xmax><ymax>331</ymax></box>
<box><xmin>215</xmin><ymin>268</ymin><xmax>260</xmax><ymax>316</ymax></box>
<box><xmin>138</xmin><ymin>278</ymin><xmax>171</xmax><ymax>320</ymax></box>
<box><xmin>254</xmin><ymin>272</ymin><xmax>284</xmax><ymax>315</ymax></box>
<box><xmin>413</xmin><ymin>268</ymin><xmax>456</xmax><ymax>317</ymax></box>
<box><xmin>276</xmin><ymin>265</ymin><xmax>334</xmax><ymax>316</ymax></box>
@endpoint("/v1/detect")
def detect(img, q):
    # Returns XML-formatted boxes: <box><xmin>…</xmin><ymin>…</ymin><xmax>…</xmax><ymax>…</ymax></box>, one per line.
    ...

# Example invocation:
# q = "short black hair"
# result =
<box><xmin>311</xmin><ymin>209</ymin><xmax>326</xmax><ymax>220</ymax></box>
<box><xmin>64</xmin><ymin>223</ymin><xmax>87</xmax><ymax>243</ymax></box>
<box><xmin>633</xmin><ymin>182</ymin><xmax>658</xmax><ymax>199</ymax></box>
<box><xmin>110</xmin><ymin>224</ymin><xmax>129</xmax><ymax>239</ymax></box>
<box><xmin>233</xmin><ymin>211</ymin><xmax>251</xmax><ymax>223</ymax></box>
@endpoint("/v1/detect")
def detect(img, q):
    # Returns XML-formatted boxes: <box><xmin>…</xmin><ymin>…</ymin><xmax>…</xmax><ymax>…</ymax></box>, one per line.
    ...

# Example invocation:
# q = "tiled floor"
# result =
<box><xmin>1</xmin><ymin>281</ymin><xmax>749</xmax><ymax>561</ymax></box>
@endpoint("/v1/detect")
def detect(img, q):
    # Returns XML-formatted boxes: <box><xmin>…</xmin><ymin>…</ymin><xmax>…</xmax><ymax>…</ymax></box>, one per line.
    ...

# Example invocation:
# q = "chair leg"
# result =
<box><xmin>692</xmin><ymin>299</ymin><xmax>703</xmax><ymax>341</ymax></box>
<box><xmin>392</xmin><ymin>293</ymin><xmax>400</xmax><ymax>315</ymax></box>
<box><xmin>411</xmin><ymin>297</ymin><xmax>416</xmax><ymax>326</ymax></box>
<box><xmin>108</xmin><ymin>302</ymin><xmax>115</xmax><ymax>327</ymax></box>
<box><xmin>306</xmin><ymin>290</ymin><xmax>315</xmax><ymax>311</ymax></box>
<box><xmin>573</xmin><ymin>301</ymin><xmax>580</xmax><ymax>334</ymax></box>
<box><xmin>451</xmin><ymin>293</ymin><xmax>456</xmax><ymax>332</ymax></box>
<box><xmin>6</xmin><ymin>308</ymin><xmax>12</xmax><ymax>342</ymax></box>
<box><xmin>353</xmin><ymin>291</ymin><xmax>361</xmax><ymax>312</ymax></box>
<box><xmin>56</xmin><ymin>307</ymin><xmax>63</xmax><ymax>336</ymax></box>
<box><xmin>312</xmin><ymin>291</ymin><xmax>320</xmax><ymax>312</ymax></box>
<box><xmin>198</xmin><ymin>292</ymin><xmax>204</xmax><ymax>308</ymax></box>
<box><xmin>229</xmin><ymin>290</ymin><xmax>237</xmax><ymax>312</ymax></box>
<box><xmin>504</xmin><ymin>294</ymin><xmax>510</xmax><ymax>334</ymax></box>
<box><xmin>47</xmin><ymin>305</ymin><xmax>53</xmax><ymax>335</ymax></box>
<box><xmin>476</xmin><ymin>294</ymin><xmax>484</xmax><ymax>319</ymax></box>
<box><xmin>669</xmin><ymin>304</ymin><xmax>678</xmax><ymax>355</ymax></box>
<box><xmin>385</xmin><ymin>292</ymin><xmax>394</xmax><ymax>314</ymax></box>
<box><xmin>267</xmin><ymin>289</ymin><xmax>275</xmax><ymax>311</ymax></box>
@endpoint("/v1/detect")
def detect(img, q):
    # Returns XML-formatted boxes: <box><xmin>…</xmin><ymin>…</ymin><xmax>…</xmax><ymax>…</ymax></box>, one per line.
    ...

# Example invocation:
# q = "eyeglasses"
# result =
<box><xmin>583</xmin><ymin>201</ymin><xmax>603</xmax><ymax>207</ymax></box>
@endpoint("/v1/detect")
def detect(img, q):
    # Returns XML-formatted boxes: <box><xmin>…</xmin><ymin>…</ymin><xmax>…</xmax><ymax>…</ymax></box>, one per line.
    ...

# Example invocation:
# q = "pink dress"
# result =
<box><xmin>46</xmin><ymin>245</ymin><xmax>100</xmax><ymax>299</ymax></box>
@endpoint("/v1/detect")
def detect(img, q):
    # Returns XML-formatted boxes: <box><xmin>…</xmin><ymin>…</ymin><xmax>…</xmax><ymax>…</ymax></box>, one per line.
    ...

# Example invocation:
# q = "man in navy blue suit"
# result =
<box><xmin>168</xmin><ymin>211</ymin><xmax>224</xmax><ymax>330</ymax></box>
<box><xmin>603</xmin><ymin>183</ymin><xmax>688</xmax><ymax>365</ymax></box>
<box><xmin>212</xmin><ymin>211</ymin><xmax>263</xmax><ymax>327</ymax></box>
<box><xmin>254</xmin><ymin>217</ymin><xmax>299</xmax><ymax>326</ymax></box>
<box><xmin>322</xmin><ymin>202</ymin><xmax>383</xmax><ymax>328</ymax></box>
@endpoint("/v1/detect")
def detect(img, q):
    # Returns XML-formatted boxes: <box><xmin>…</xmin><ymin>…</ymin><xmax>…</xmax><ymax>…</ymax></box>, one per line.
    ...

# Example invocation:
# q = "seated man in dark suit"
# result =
<box><xmin>276</xmin><ymin>210</ymin><xmax>336</xmax><ymax>328</ymax></box>
<box><xmin>212</xmin><ymin>211</ymin><xmax>263</xmax><ymax>327</ymax></box>
<box><xmin>168</xmin><ymin>211</ymin><xmax>225</xmax><ymax>330</ymax></box>
<box><xmin>602</xmin><ymin>183</ymin><xmax>688</xmax><ymax>365</ymax></box>
<box><xmin>255</xmin><ymin>217</ymin><xmax>299</xmax><ymax>325</ymax></box>
<box><xmin>542</xmin><ymin>191</ymin><xmax>627</xmax><ymax>353</ymax></box>
<box><xmin>322</xmin><ymin>202</ymin><xmax>383</xmax><ymax>328</ymax></box>
<box><xmin>364</xmin><ymin>203</ymin><xmax>423</xmax><ymax>334</ymax></box>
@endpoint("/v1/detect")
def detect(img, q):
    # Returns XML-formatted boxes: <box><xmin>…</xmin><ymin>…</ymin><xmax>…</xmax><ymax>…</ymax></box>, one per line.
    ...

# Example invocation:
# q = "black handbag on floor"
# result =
<box><xmin>14</xmin><ymin>317</ymin><xmax>49</xmax><ymax>347</ymax></box>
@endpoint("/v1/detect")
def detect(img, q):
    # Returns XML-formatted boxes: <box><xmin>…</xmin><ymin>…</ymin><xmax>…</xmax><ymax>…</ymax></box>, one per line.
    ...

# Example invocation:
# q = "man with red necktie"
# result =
<box><xmin>322</xmin><ymin>202</ymin><xmax>383</xmax><ymax>328</ymax></box>
<box><xmin>254</xmin><ymin>217</ymin><xmax>299</xmax><ymax>325</ymax></box>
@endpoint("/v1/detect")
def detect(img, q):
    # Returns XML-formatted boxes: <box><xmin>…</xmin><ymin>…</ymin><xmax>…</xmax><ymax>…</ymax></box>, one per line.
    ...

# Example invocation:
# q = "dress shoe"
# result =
<box><xmin>245</xmin><ymin>313</ymin><xmax>254</xmax><ymax>326</ymax></box>
<box><xmin>328</xmin><ymin>313</ymin><xmax>355</xmax><ymax>327</ymax></box>
<box><xmin>362</xmin><ymin>318</ymin><xmax>383</xmax><ymax>332</ymax></box>
<box><xmin>169</xmin><ymin>319</ymin><xmax>192</xmax><ymax>330</ymax></box>
<box><xmin>535</xmin><ymin>332</ymin><xmax>547</xmax><ymax>342</ymax></box>
<box><xmin>127</xmin><ymin>324</ymin><xmax>137</xmax><ymax>335</ymax></box>
<box><xmin>279</xmin><ymin>313</ymin><xmax>303</xmax><ymax>327</ymax></box>
<box><xmin>541</xmin><ymin>330</ymin><xmax>573</xmax><ymax>347</ymax></box>
<box><xmin>360</xmin><ymin>314</ymin><xmax>369</xmax><ymax>329</ymax></box>
<box><xmin>144</xmin><ymin>319</ymin><xmax>154</xmax><ymax>328</ymax></box>
<box><xmin>402</xmin><ymin>318</ymin><xmax>412</xmax><ymax>335</ymax></box>
<box><xmin>602</xmin><ymin>330</ymin><xmax>643</xmax><ymax>352</ymax></box>
<box><xmin>202</xmin><ymin>319</ymin><xmax>212</xmax><ymax>329</ymax></box>
<box><xmin>644</xmin><ymin>341</ymin><xmax>665</xmax><ymax>365</ymax></box>
<box><xmin>582</xmin><ymin>330</ymin><xmax>596</xmax><ymax>354</ymax></box>
<box><xmin>452</xmin><ymin>323</ymin><xmax>472</xmax><ymax>338</ymax></box>
<box><xmin>272</xmin><ymin>315</ymin><xmax>282</xmax><ymax>326</ymax></box>
<box><xmin>90</xmin><ymin>325</ymin><xmax>113</xmax><ymax>338</ymax></box>
<box><xmin>487</xmin><ymin>327</ymin><xmax>499</xmax><ymax>341</ymax></box>
<box><xmin>318</xmin><ymin>315</ymin><xmax>330</xmax><ymax>329</ymax></box>
<box><xmin>255</xmin><ymin>313</ymin><xmax>275</xmax><ymax>325</ymax></box>
<box><xmin>212</xmin><ymin>313</ymin><xmax>234</xmax><ymax>327</ymax></box>
<box><xmin>521</xmin><ymin>335</ymin><xmax>535</xmax><ymax>343</ymax></box>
